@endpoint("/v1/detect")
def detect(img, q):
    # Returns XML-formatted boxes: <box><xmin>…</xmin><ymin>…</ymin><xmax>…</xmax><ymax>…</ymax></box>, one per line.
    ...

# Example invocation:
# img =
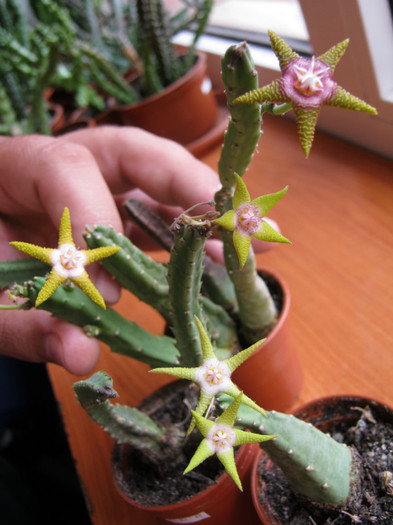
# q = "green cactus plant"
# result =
<box><xmin>24</xmin><ymin>0</ymin><xmax>214</xmax><ymax>114</ymax></box>
<box><xmin>0</xmin><ymin>31</ymin><xmax>378</xmax><ymax>508</ymax></box>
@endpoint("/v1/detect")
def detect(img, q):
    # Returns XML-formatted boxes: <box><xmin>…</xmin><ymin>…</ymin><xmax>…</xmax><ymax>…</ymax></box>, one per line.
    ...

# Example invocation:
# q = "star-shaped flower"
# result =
<box><xmin>151</xmin><ymin>316</ymin><xmax>266</xmax><ymax>433</ymax></box>
<box><xmin>234</xmin><ymin>31</ymin><xmax>377</xmax><ymax>157</ymax></box>
<box><xmin>10</xmin><ymin>207</ymin><xmax>120</xmax><ymax>308</ymax></box>
<box><xmin>184</xmin><ymin>393</ymin><xmax>275</xmax><ymax>490</ymax></box>
<box><xmin>213</xmin><ymin>173</ymin><xmax>290</xmax><ymax>269</ymax></box>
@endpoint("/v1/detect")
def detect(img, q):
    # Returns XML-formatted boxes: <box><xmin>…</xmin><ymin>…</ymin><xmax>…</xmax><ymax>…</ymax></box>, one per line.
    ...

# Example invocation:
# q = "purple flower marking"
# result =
<box><xmin>281</xmin><ymin>57</ymin><xmax>337</xmax><ymax>108</ymax></box>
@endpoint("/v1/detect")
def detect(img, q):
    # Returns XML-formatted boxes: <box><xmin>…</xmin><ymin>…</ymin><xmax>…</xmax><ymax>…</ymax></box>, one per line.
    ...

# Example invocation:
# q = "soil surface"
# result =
<box><xmin>112</xmin><ymin>380</ymin><xmax>228</xmax><ymax>507</ymax></box>
<box><xmin>258</xmin><ymin>403</ymin><xmax>393</xmax><ymax>524</ymax></box>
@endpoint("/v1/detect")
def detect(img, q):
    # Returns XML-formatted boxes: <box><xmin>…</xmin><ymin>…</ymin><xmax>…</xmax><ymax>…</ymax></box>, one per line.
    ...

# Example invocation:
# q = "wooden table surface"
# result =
<box><xmin>48</xmin><ymin>115</ymin><xmax>393</xmax><ymax>524</ymax></box>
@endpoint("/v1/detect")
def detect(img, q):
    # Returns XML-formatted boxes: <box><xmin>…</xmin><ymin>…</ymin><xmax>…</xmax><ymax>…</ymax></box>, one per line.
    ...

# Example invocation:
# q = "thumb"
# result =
<box><xmin>0</xmin><ymin>309</ymin><xmax>100</xmax><ymax>375</ymax></box>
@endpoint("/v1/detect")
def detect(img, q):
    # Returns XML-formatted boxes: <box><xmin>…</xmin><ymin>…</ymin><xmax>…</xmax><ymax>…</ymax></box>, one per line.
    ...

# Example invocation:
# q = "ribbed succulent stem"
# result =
<box><xmin>219</xmin><ymin>397</ymin><xmax>354</xmax><ymax>505</ymax></box>
<box><xmin>0</xmin><ymin>258</ymin><xmax>50</xmax><ymax>287</ymax></box>
<box><xmin>136</xmin><ymin>0</ymin><xmax>181</xmax><ymax>89</ymax></box>
<box><xmin>26</xmin><ymin>42</ymin><xmax>59</xmax><ymax>135</ymax></box>
<box><xmin>73</xmin><ymin>371</ymin><xmax>165</xmax><ymax>453</ymax></box>
<box><xmin>78</xmin><ymin>40</ymin><xmax>140</xmax><ymax>104</ymax></box>
<box><xmin>216</xmin><ymin>42</ymin><xmax>278</xmax><ymax>340</ymax></box>
<box><xmin>167</xmin><ymin>222</ymin><xmax>208</xmax><ymax>367</ymax></box>
<box><xmin>84</xmin><ymin>225</ymin><xmax>173</xmax><ymax>323</ymax></box>
<box><xmin>123</xmin><ymin>198</ymin><xmax>238</xmax><ymax>313</ymax></box>
<box><xmin>16</xmin><ymin>276</ymin><xmax>179</xmax><ymax>368</ymax></box>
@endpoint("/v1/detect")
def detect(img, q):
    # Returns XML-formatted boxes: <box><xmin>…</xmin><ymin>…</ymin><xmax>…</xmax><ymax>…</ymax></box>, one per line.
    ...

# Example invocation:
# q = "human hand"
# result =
<box><xmin>0</xmin><ymin>126</ymin><xmax>220</xmax><ymax>374</ymax></box>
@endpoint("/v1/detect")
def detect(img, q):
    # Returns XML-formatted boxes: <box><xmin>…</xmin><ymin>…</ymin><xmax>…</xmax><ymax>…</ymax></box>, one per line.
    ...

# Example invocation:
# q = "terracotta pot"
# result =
<box><xmin>115</xmin><ymin>52</ymin><xmax>219</xmax><ymax>145</ymax></box>
<box><xmin>113</xmin><ymin>441</ymin><xmax>259</xmax><ymax>524</ymax></box>
<box><xmin>251</xmin><ymin>395</ymin><xmax>393</xmax><ymax>524</ymax></box>
<box><xmin>232</xmin><ymin>271</ymin><xmax>302</xmax><ymax>412</ymax></box>
<box><xmin>111</xmin><ymin>380</ymin><xmax>260</xmax><ymax>524</ymax></box>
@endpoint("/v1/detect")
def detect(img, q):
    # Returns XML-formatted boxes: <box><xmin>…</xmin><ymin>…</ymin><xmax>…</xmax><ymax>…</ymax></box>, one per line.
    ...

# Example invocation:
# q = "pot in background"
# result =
<box><xmin>115</xmin><ymin>52</ymin><xmax>219</xmax><ymax>146</ymax></box>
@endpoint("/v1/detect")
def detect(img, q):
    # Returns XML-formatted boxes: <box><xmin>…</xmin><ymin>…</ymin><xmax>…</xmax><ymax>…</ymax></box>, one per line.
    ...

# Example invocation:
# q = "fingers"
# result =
<box><xmin>0</xmin><ymin>135</ymin><xmax>123</xmax><ymax>246</ymax></box>
<box><xmin>0</xmin><ymin>308</ymin><xmax>100</xmax><ymax>375</ymax></box>
<box><xmin>61</xmin><ymin>126</ymin><xmax>221</xmax><ymax>209</ymax></box>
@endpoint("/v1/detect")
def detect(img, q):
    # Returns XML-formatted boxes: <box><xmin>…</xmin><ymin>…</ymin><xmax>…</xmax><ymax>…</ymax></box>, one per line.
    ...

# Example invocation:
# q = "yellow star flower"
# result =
<box><xmin>10</xmin><ymin>207</ymin><xmax>120</xmax><ymax>308</ymax></box>
<box><xmin>184</xmin><ymin>393</ymin><xmax>275</xmax><ymax>490</ymax></box>
<box><xmin>213</xmin><ymin>174</ymin><xmax>290</xmax><ymax>269</ymax></box>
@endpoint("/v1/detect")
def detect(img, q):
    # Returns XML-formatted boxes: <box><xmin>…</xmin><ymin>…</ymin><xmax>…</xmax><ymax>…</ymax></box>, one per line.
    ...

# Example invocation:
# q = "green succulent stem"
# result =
<box><xmin>84</xmin><ymin>225</ymin><xmax>172</xmax><ymax>323</ymax></box>
<box><xmin>167</xmin><ymin>221</ymin><xmax>208</xmax><ymax>367</ymax></box>
<box><xmin>15</xmin><ymin>276</ymin><xmax>180</xmax><ymax>368</ymax></box>
<box><xmin>218</xmin><ymin>396</ymin><xmax>354</xmax><ymax>505</ymax></box>
<box><xmin>216</xmin><ymin>42</ymin><xmax>278</xmax><ymax>340</ymax></box>
<box><xmin>73</xmin><ymin>371</ymin><xmax>165</xmax><ymax>454</ymax></box>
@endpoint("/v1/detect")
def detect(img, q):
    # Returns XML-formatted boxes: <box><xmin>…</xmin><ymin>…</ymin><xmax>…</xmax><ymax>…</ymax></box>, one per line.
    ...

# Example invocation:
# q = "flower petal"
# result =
<box><xmin>36</xmin><ymin>269</ymin><xmax>66</xmax><ymax>306</ymax></box>
<box><xmin>317</xmin><ymin>39</ymin><xmax>349</xmax><ymax>73</ymax></box>
<box><xmin>184</xmin><ymin>438</ymin><xmax>215</xmax><ymax>474</ymax></box>
<box><xmin>187</xmin><ymin>389</ymin><xmax>213</xmax><ymax>435</ymax></box>
<box><xmin>217</xmin><ymin>448</ymin><xmax>242</xmax><ymax>490</ymax></box>
<box><xmin>268</xmin><ymin>29</ymin><xmax>299</xmax><ymax>70</ymax></box>
<box><xmin>233</xmin><ymin>427</ymin><xmax>276</xmax><ymax>446</ymax></box>
<box><xmin>293</xmin><ymin>106</ymin><xmax>321</xmax><ymax>157</ymax></box>
<box><xmin>72</xmin><ymin>271</ymin><xmax>107</xmax><ymax>309</ymax></box>
<box><xmin>233</xmin><ymin>230</ymin><xmax>251</xmax><ymax>269</ymax></box>
<box><xmin>58</xmin><ymin>207</ymin><xmax>75</xmax><ymax>247</ymax></box>
<box><xmin>233</xmin><ymin>174</ymin><xmax>250</xmax><ymax>209</ymax></box>
<box><xmin>83</xmin><ymin>246</ymin><xmax>120</xmax><ymax>265</ymax></box>
<box><xmin>253</xmin><ymin>220</ymin><xmax>291</xmax><ymax>244</ymax></box>
<box><xmin>252</xmin><ymin>186</ymin><xmax>288</xmax><ymax>217</ymax></box>
<box><xmin>150</xmin><ymin>366</ymin><xmax>197</xmax><ymax>382</ymax></box>
<box><xmin>194</xmin><ymin>316</ymin><xmax>217</xmax><ymax>361</ymax></box>
<box><xmin>217</xmin><ymin>393</ymin><xmax>243</xmax><ymax>427</ymax></box>
<box><xmin>233</xmin><ymin>79</ymin><xmax>285</xmax><ymax>105</ymax></box>
<box><xmin>326</xmin><ymin>85</ymin><xmax>377</xmax><ymax>114</ymax></box>
<box><xmin>10</xmin><ymin>242</ymin><xmax>53</xmax><ymax>265</ymax></box>
<box><xmin>213</xmin><ymin>209</ymin><xmax>236</xmax><ymax>231</ymax></box>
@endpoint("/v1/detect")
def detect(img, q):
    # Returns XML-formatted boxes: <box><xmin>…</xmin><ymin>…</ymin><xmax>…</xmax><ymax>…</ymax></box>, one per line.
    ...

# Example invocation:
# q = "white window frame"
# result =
<box><xmin>298</xmin><ymin>0</ymin><xmax>393</xmax><ymax>159</ymax></box>
<box><xmin>174</xmin><ymin>0</ymin><xmax>393</xmax><ymax>159</ymax></box>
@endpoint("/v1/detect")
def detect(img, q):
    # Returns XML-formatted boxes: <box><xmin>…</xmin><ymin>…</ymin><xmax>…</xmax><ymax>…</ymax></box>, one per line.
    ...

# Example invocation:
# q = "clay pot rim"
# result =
<box><xmin>293</xmin><ymin>393</ymin><xmax>393</xmax><ymax>417</ymax></box>
<box><xmin>112</xmin><ymin>440</ymin><xmax>257</xmax><ymax>513</ymax></box>
<box><xmin>119</xmin><ymin>51</ymin><xmax>207</xmax><ymax>111</ymax></box>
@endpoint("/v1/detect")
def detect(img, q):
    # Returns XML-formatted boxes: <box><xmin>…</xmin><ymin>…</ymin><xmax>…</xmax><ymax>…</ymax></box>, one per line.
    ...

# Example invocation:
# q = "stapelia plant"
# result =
<box><xmin>0</xmin><ymin>32</ymin><xmax>377</xmax><ymax>502</ymax></box>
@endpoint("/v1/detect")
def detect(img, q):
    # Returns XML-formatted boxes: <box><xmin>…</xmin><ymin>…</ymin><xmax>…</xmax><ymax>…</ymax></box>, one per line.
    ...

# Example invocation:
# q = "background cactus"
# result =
<box><xmin>0</xmin><ymin>0</ymin><xmax>214</xmax><ymax>134</ymax></box>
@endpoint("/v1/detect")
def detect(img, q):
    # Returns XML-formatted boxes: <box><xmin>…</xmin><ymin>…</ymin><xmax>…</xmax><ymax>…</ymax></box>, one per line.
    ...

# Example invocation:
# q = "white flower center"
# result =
<box><xmin>207</xmin><ymin>423</ymin><xmax>235</xmax><ymax>453</ymax></box>
<box><xmin>293</xmin><ymin>57</ymin><xmax>330</xmax><ymax>97</ymax></box>
<box><xmin>51</xmin><ymin>244</ymin><xmax>86</xmax><ymax>278</ymax></box>
<box><xmin>236</xmin><ymin>204</ymin><xmax>261</xmax><ymax>236</ymax></box>
<box><xmin>195</xmin><ymin>358</ymin><xmax>231</xmax><ymax>395</ymax></box>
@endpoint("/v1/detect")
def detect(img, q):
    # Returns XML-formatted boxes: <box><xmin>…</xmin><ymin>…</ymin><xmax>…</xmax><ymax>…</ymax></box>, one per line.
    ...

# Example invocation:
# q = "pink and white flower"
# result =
<box><xmin>281</xmin><ymin>57</ymin><xmax>336</xmax><ymax>108</ymax></box>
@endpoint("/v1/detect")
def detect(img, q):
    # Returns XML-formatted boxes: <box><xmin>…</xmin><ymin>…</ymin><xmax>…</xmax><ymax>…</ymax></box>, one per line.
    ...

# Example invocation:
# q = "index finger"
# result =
<box><xmin>60</xmin><ymin>126</ymin><xmax>221</xmax><ymax>210</ymax></box>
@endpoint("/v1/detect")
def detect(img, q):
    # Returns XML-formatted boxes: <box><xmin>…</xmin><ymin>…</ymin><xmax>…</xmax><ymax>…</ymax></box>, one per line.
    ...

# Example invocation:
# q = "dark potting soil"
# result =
<box><xmin>258</xmin><ymin>404</ymin><xmax>393</xmax><ymax>524</ymax></box>
<box><xmin>112</xmin><ymin>380</ymin><xmax>229</xmax><ymax>507</ymax></box>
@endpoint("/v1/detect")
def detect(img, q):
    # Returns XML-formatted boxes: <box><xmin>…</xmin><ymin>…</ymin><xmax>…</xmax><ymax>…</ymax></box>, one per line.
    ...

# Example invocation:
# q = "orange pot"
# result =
<box><xmin>232</xmin><ymin>271</ymin><xmax>303</xmax><ymax>412</ymax></box>
<box><xmin>111</xmin><ymin>380</ymin><xmax>260</xmax><ymax>524</ymax></box>
<box><xmin>115</xmin><ymin>52</ymin><xmax>218</xmax><ymax>145</ymax></box>
<box><xmin>113</xmin><ymin>441</ymin><xmax>259</xmax><ymax>525</ymax></box>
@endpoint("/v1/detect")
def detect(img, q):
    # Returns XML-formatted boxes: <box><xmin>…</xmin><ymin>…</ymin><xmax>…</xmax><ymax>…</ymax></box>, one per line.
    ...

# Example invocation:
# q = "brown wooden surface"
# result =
<box><xmin>48</xmin><ymin>115</ymin><xmax>393</xmax><ymax>524</ymax></box>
